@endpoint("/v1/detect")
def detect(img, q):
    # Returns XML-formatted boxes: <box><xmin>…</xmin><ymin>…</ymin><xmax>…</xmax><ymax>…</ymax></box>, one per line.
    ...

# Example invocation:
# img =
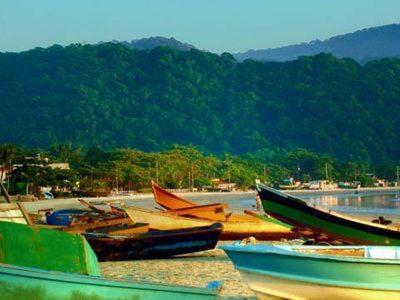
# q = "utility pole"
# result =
<box><xmin>263</xmin><ymin>165</ymin><xmax>267</xmax><ymax>183</ymax></box>
<box><xmin>397</xmin><ymin>166</ymin><xmax>399</xmax><ymax>186</ymax></box>
<box><xmin>155</xmin><ymin>161</ymin><xmax>159</xmax><ymax>183</ymax></box>
<box><xmin>325</xmin><ymin>163</ymin><xmax>329</xmax><ymax>181</ymax></box>
<box><xmin>191</xmin><ymin>163</ymin><xmax>194</xmax><ymax>190</ymax></box>
<box><xmin>115</xmin><ymin>164</ymin><xmax>119</xmax><ymax>192</ymax></box>
<box><xmin>90</xmin><ymin>168</ymin><xmax>94</xmax><ymax>191</ymax></box>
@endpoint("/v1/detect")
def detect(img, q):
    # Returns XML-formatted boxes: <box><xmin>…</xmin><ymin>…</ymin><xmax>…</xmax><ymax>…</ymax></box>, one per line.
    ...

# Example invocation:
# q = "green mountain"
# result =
<box><xmin>0</xmin><ymin>43</ymin><xmax>399</xmax><ymax>163</ymax></box>
<box><xmin>104</xmin><ymin>36</ymin><xmax>196</xmax><ymax>51</ymax></box>
<box><xmin>235</xmin><ymin>23</ymin><xmax>400</xmax><ymax>63</ymax></box>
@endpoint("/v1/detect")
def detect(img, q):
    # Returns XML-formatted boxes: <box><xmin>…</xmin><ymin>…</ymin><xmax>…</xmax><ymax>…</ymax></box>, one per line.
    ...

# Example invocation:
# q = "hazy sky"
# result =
<box><xmin>1</xmin><ymin>0</ymin><xmax>400</xmax><ymax>53</ymax></box>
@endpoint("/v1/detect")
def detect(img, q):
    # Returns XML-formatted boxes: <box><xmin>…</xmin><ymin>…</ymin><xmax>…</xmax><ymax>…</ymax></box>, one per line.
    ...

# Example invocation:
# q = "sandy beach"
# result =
<box><xmin>100</xmin><ymin>242</ymin><xmax>256</xmax><ymax>298</ymax></box>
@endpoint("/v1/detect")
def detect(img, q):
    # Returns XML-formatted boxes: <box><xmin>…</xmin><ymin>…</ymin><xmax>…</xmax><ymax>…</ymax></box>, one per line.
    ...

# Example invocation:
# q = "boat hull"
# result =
<box><xmin>239</xmin><ymin>270</ymin><xmax>400</xmax><ymax>300</ymax></box>
<box><xmin>258</xmin><ymin>184</ymin><xmax>400</xmax><ymax>245</ymax></box>
<box><xmin>0</xmin><ymin>263</ymin><xmax>217</xmax><ymax>300</ymax></box>
<box><xmin>222</xmin><ymin>244</ymin><xmax>400</xmax><ymax>300</ymax></box>
<box><xmin>126</xmin><ymin>207</ymin><xmax>296</xmax><ymax>241</ymax></box>
<box><xmin>84</xmin><ymin>223</ymin><xmax>223</xmax><ymax>261</ymax></box>
<box><xmin>0</xmin><ymin>221</ymin><xmax>99</xmax><ymax>275</ymax></box>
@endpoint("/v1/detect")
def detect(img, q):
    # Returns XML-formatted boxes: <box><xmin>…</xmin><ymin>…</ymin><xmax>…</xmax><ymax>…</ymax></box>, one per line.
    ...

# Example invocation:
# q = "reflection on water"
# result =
<box><xmin>201</xmin><ymin>191</ymin><xmax>400</xmax><ymax>218</ymax></box>
<box><xmin>138</xmin><ymin>190</ymin><xmax>400</xmax><ymax>219</ymax></box>
<box><xmin>300</xmin><ymin>192</ymin><xmax>400</xmax><ymax>216</ymax></box>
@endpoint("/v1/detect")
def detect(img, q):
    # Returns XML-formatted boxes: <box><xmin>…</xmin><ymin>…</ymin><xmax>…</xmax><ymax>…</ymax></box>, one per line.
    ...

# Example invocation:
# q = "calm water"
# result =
<box><xmin>186</xmin><ymin>191</ymin><xmax>400</xmax><ymax>219</ymax></box>
<box><xmin>301</xmin><ymin>191</ymin><xmax>400</xmax><ymax>217</ymax></box>
<box><xmin>131</xmin><ymin>190</ymin><xmax>400</xmax><ymax>221</ymax></box>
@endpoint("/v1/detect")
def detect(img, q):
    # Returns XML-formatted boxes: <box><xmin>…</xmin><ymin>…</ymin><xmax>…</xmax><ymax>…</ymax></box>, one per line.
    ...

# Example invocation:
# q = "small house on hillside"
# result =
<box><xmin>211</xmin><ymin>178</ymin><xmax>237</xmax><ymax>192</ymax></box>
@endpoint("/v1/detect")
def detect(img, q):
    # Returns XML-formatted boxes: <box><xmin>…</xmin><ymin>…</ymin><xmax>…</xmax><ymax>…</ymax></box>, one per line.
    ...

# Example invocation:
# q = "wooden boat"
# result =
<box><xmin>0</xmin><ymin>220</ymin><xmax>100</xmax><ymax>275</ymax></box>
<box><xmin>152</xmin><ymin>181</ymin><xmax>268</xmax><ymax>222</ymax></box>
<box><xmin>83</xmin><ymin>222</ymin><xmax>223</xmax><ymax>261</ymax></box>
<box><xmin>0</xmin><ymin>263</ymin><xmax>219</xmax><ymax>299</ymax></box>
<box><xmin>257</xmin><ymin>182</ymin><xmax>400</xmax><ymax>245</ymax></box>
<box><xmin>152</xmin><ymin>181</ymin><xmax>229</xmax><ymax>220</ymax></box>
<box><xmin>0</xmin><ymin>203</ymin><xmax>26</xmax><ymax>224</ymax></box>
<box><xmin>126</xmin><ymin>206</ymin><xmax>297</xmax><ymax>240</ymax></box>
<box><xmin>222</xmin><ymin>243</ymin><xmax>400</xmax><ymax>300</ymax></box>
<box><xmin>64</xmin><ymin>219</ymin><xmax>150</xmax><ymax>235</ymax></box>
<box><xmin>0</xmin><ymin>221</ymin><xmax>219</xmax><ymax>299</ymax></box>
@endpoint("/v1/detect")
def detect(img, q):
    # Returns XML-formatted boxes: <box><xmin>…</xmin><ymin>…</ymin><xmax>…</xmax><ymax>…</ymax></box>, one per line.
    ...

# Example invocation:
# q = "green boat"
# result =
<box><xmin>0</xmin><ymin>221</ymin><xmax>219</xmax><ymax>299</ymax></box>
<box><xmin>257</xmin><ymin>183</ymin><xmax>400</xmax><ymax>245</ymax></box>
<box><xmin>222</xmin><ymin>243</ymin><xmax>400</xmax><ymax>300</ymax></box>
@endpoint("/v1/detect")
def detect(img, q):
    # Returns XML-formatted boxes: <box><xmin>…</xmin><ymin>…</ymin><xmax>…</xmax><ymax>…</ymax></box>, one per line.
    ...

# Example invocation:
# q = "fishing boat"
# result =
<box><xmin>256</xmin><ymin>182</ymin><xmax>400</xmax><ymax>245</ymax></box>
<box><xmin>222</xmin><ymin>243</ymin><xmax>400</xmax><ymax>300</ymax></box>
<box><xmin>152</xmin><ymin>181</ymin><xmax>273</xmax><ymax>222</ymax></box>
<box><xmin>0</xmin><ymin>263</ymin><xmax>219</xmax><ymax>300</ymax></box>
<box><xmin>84</xmin><ymin>222</ymin><xmax>223</xmax><ymax>261</ymax></box>
<box><xmin>126</xmin><ymin>206</ymin><xmax>296</xmax><ymax>240</ymax></box>
<box><xmin>0</xmin><ymin>221</ymin><xmax>220</xmax><ymax>299</ymax></box>
<box><xmin>0</xmin><ymin>220</ymin><xmax>100</xmax><ymax>275</ymax></box>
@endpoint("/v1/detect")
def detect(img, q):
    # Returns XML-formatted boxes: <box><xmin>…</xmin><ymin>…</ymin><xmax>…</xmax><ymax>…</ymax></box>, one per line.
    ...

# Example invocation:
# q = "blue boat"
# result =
<box><xmin>221</xmin><ymin>243</ymin><xmax>400</xmax><ymax>299</ymax></box>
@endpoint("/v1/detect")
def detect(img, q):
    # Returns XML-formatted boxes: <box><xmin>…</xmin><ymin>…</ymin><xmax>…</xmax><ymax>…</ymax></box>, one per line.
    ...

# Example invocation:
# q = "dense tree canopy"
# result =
<box><xmin>0</xmin><ymin>43</ymin><xmax>400</xmax><ymax>165</ymax></box>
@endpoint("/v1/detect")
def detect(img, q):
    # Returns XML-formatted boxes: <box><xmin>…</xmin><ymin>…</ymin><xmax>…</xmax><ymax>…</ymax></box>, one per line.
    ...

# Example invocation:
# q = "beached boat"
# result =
<box><xmin>0</xmin><ymin>220</ymin><xmax>100</xmax><ymax>275</ymax></box>
<box><xmin>257</xmin><ymin>182</ymin><xmax>400</xmax><ymax>245</ymax></box>
<box><xmin>0</xmin><ymin>263</ymin><xmax>219</xmax><ymax>300</ymax></box>
<box><xmin>84</xmin><ymin>222</ymin><xmax>223</xmax><ymax>261</ymax></box>
<box><xmin>222</xmin><ymin>243</ymin><xmax>400</xmax><ymax>300</ymax></box>
<box><xmin>152</xmin><ymin>181</ymin><xmax>270</xmax><ymax>222</ymax></box>
<box><xmin>0</xmin><ymin>221</ymin><xmax>219</xmax><ymax>299</ymax></box>
<box><xmin>126</xmin><ymin>206</ymin><xmax>296</xmax><ymax>240</ymax></box>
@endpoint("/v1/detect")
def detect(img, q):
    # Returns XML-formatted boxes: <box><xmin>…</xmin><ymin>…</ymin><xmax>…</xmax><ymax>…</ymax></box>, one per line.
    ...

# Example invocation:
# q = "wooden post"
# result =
<box><xmin>0</xmin><ymin>180</ymin><xmax>12</xmax><ymax>203</ymax></box>
<box><xmin>17</xmin><ymin>202</ymin><xmax>34</xmax><ymax>226</ymax></box>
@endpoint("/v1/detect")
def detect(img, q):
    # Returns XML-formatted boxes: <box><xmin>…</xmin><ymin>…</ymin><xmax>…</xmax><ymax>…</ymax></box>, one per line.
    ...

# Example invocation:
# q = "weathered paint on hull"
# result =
<box><xmin>126</xmin><ymin>207</ymin><xmax>295</xmax><ymax>241</ymax></box>
<box><xmin>84</xmin><ymin>223</ymin><xmax>223</xmax><ymax>261</ymax></box>
<box><xmin>264</xmin><ymin>200</ymin><xmax>400</xmax><ymax>245</ymax></box>
<box><xmin>0</xmin><ymin>221</ymin><xmax>100</xmax><ymax>275</ymax></box>
<box><xmin>239</xmin><ymin>270</ymin><xmax>400</xmax><ymax>300</ymax></box>
<box><xmin>0</xmin><ymin>263</ymin><xmax>217</xmax><ymax>300</ymax></box>
<box><xmin>258</xmin><ymin>185</ymin><xmax>400</xmax><ymax>245</ymax></box>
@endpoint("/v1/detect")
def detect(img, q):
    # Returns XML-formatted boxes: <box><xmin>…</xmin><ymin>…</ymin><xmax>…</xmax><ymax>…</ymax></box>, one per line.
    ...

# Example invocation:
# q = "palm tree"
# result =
<box><xmin>0</xmin><ymin>144</ymin><xmax>15</xmax><ymax>202</ymax></box>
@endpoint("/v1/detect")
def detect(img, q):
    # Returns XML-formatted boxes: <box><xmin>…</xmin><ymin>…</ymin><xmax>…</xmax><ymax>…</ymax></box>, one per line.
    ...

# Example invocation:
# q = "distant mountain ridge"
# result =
<box><xmin>234</xmin><ymin>23</ymin><xmax>400</xmax><ymax>63</ymax></box>
<box><xmin>108</xmin><ymin>36</ymin><xmax>195</xmax><ymax>51</ymax></box>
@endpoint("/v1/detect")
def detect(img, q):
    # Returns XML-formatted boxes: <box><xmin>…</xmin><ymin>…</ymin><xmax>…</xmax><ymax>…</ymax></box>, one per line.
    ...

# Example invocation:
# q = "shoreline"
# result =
<box><xmin>18</xmin><ymin>185</ymin><xmax>400</xmax><ymax>214</ymax></box>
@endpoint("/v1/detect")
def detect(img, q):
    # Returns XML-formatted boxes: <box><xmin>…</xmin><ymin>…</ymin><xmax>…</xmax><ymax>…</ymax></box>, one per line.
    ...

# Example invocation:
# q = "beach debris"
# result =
<box><xmin>239</xmin><ymin>236</ymin><xmax>258</xmax><ymax>245</ymax></box>
<box><xmin>372</xmin><ymin>216</ymin><xmax>392</xmax><ymax>225</ymax></box>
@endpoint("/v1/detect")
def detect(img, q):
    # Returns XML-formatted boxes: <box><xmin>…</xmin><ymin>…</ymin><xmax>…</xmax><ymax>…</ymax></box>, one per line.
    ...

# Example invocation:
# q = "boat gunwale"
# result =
<box><xmin>83</xmin><ymin>222</ymin><xmax>224</xmax><ymax>240</ymax></box>
<box><xmin>126</xmin><ymin>206</ymin><xmax>268</xmax><ymax>225</ymax></box>
<box><xmin>221</xmin><ymin>244</ymin><xmax>400</xmax><ymax>265</ymax></box>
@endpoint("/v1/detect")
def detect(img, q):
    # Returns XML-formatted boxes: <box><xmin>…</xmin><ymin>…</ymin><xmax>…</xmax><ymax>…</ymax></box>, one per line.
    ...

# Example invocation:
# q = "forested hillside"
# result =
<box><xmin>0</xmin><ymin>43</ymin><xmax>399</xmax><ymax>164</ymax></box>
